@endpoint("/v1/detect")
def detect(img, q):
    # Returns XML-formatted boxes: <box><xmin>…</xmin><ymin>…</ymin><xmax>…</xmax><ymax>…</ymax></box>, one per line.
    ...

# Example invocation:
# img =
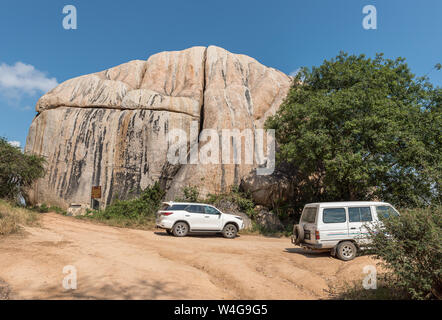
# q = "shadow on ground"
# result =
<box><xmin>284</xmin><ymin>247</ymin><xmax>331</xmax><ymax>258</ymax></box>
<box><xmin>154</xmin><ymin>231</ymin><xmax>242</xmax><ymax>239</ymax></box>
<box><xmin>33</xmin><ymin>277</ymin><xmax>188</xmax><ymax>300</ymax></box>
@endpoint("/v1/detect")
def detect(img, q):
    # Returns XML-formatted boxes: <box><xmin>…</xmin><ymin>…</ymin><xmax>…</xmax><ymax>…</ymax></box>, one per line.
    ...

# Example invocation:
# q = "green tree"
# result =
<box><xmin>0</xmin><ymin>137</ymin><xmax>46</xmax><ymax>201</ymax></box>
<box><xmin>266</xmin><ymin>53</ymin><xmax>441</xmax><ymax>208</ymax></box>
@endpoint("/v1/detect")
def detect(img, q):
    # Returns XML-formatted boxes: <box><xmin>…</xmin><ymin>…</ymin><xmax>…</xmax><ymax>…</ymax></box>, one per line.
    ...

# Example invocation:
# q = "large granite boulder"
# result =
<box><xmin>165</xmin><ymin>46</ymin><xmax>292</xmax><ymax>200</ymax></box>
<box><xmin>25</xmin><ymin>46</ymin><xmax>292</xmax><ymax>209</ymax></box>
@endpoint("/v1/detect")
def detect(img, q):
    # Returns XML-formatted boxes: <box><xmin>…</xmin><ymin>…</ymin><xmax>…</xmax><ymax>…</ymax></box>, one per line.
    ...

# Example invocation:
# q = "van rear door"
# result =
<box><xmin>300</xmin><ymin>206</ymin><xmax>318</xmax><ymax>244</ymax></box>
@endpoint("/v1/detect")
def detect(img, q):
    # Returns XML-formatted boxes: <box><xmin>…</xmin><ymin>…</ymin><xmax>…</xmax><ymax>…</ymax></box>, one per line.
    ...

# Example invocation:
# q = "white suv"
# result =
<box><xmin>291</xmin><ymin>201</ymin><xmax>400</xmax><ymax>261</ymax></box>
<box><xmin>156</xmin><ymin>202</ymin><xmax>245</xmax><ymax>238</ymax></box>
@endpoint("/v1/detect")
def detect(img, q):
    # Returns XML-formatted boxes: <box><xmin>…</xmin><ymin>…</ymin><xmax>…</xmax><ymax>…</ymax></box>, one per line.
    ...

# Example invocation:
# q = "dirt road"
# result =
<box><xmin>0</xmin><ymin>213</ymin><xmax>379</xmax><ymax>299</ymax></box>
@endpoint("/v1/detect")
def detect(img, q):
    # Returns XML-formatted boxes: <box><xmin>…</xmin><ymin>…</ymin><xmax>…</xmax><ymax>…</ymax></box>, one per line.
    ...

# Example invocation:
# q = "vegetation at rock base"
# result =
<box><xmin>28</xmin><ymin>203</ymin><xmax>66</xmax><ymax>215</ymax></box>
<box><xmin>0</xmin><ymin>199</ymin><xmax>39</xmax><ymax>236</ymax></box>
<box><xmin>82</xmin><ymin>182</ymin><xmax>165</xmax><ymax>229</ymax></box>
<box><xmin>0</xmin><ymin>137</ymin><xmax>46</xmax><ymax>203</ymax></box>
<box><xmin>266</xmin><ymin>52</ymin><xmax>442</xmax><ymax>212</ymax></box>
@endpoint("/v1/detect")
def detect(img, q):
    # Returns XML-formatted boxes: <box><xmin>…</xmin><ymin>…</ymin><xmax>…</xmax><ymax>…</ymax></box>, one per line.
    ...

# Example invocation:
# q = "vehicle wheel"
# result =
<box><xmin>293</xmin><ymin>224</ymin><xmax>304</xmax><ymax>245</ymax></box>
<box><xmin>172</xmin><ymin>222</ymin><xmax>189</xmax><ymax>237</ymax></box>
<box><xmin>166</xmin><ymin>229</ymin><xmax>173</xmax><ymax>235</ymax></box>
<box><xmin>222</xmin><ymin>224</ymin><xmax>238</xmax><ymax>239</ymax></box>
<box><xmin>336</xmin><ymin>241</ymin><xmax>357</xmax><ymax>261</ymax></box>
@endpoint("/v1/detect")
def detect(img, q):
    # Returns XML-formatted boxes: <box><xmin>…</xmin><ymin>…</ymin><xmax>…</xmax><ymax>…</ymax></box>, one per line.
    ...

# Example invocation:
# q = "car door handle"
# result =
<box><xmin>185</xmin><ymin>215</ymin><xmax>190</xmax><ymax>217</ymax></box>
<box><xmin>205</xmin><ymin>216</ymin><xmax>210</xmax><ymax>218</ymax></box>
<box><xmin>350</xmin><ymin>227</ymin><xmax>357</xmax><ymax>230</ymax></box>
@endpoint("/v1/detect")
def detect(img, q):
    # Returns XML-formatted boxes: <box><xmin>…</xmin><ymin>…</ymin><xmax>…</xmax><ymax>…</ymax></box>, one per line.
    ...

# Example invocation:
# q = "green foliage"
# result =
<box><xmin>38</xmin><ymin>203</ymin><xmax>49</xmax><ymax>213</ymax></box>
<box><xmin>182</xmin><ymin>186</ymin><xmax>200</xmax><ymax>202</ymax></box>
<box><xmin>90</xmin><ymin>182</ymin><xmax>165</xmax><ymax>226</ymax></box>
<box><xmin>49</xmin><ymin>206</ymin><xmax>67</xmax><ymax>215</ymax></box>
<box><xmin>367</xmin><ymin>206</ymin><xmax>442</xmax><ymax>299</ymax></box>
<box><xmin>205</xmin><ymin>186</ymin><xmax>256</xmax><ymax>218</ymax></box>
<box><xmin>29</xmin><ymin>203</ymin><xmax>66</xmax><ymax>215</ymax></box>
<box><xmin>336</xmin><ymin>280</ymin><xmax>407</xmax><ymax>300</ymax></box>
<box><xmin>266</xmin><ymin>53</ymin><xmax>442</xmax><ymax>208</ymax></box>
<box><xmin>0</xmin><ymin>137</ymin><xmax>46</xmax><ymax>202</ymax></box>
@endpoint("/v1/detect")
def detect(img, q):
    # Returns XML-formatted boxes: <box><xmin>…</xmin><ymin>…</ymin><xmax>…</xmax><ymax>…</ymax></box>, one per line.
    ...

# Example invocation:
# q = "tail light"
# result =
<box><xmin>315</xmin><ymin>230</ymin><xmax>320</xmax><ymax>240</ymax></box>
<box><xmin>162</xmin><ymin>212</ymin><xmax>174</xmax><ymax>216</ymax></box>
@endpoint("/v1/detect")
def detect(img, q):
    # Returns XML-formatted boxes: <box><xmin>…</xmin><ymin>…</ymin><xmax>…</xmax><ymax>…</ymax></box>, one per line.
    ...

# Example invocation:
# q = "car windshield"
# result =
<box><xmin>376</xmin><ymin>206</ymin><xmax>399</xmax><ymax>219</ymax></box>
<box><xmin>301</xmin><ymin>207</ymin><xmax>317</xmax><ymax>223</ymax></box>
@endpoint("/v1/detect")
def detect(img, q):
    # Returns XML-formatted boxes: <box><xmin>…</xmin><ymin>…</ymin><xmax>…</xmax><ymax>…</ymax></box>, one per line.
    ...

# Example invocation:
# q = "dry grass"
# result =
<box><xmin>330</xmin><ymin>279</ymin><xmax>408</xmax><ymax>300</ymax></box>
<box><xmin>0</xmin><ymin>200</ymin><xmax>39</xmax><ymax>236</ymax></box>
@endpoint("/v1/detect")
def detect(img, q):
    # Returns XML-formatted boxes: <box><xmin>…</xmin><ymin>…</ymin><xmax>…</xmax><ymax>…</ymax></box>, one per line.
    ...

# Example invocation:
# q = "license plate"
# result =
<box><xmin>305</xmin><ymin>232</ymin><xmax>311</xmax><ymax>240</ymax></box>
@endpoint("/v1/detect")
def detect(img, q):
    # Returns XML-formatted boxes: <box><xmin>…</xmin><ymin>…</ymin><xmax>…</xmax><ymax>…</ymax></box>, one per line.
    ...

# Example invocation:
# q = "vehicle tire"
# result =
<box><xmin>293</xmin><ymin>224</ymin><xmax>304</xmax><ymax>245</ymax></box>
<box><xmin>336</xmin><ymin>241</ymin><xmax>357</xmax><ymax>261</ymax></box>
<box><xmin>222</xmin><ymin>224</ymin><xmax>238</xmax><ymax>239</ymax></box>
<box><xmin>166</xmin><ymin>229</ymin><xmax>173</xmax><ymax>235</ymax></box>
<box><xmin>172</xmin><ymin>222</ymin><xmax>189</xmax><ymax>237</ymax></box>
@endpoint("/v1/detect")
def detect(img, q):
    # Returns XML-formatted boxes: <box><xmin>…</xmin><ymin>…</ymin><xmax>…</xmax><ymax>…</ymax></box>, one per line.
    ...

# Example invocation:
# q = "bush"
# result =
<box><xmin>367</xmin><ymin>206</ymin><xmax>442</xmax><ymax>299</ymax></box>
<box><xmin>335</xmin><ymin>280</ymin><xmax>407</xmax><ymax>300</ymax></box>
<box><xmin>205</xmin><ymin>186</ymin><xmax>255</xmax><ymax>218</ymax></box>
<box><xmin>89</xmin><ymin>182</ymin><xmax>165</xmax><ymax>227</ymax></box>
<box><xmin>0</xmin><ymin>137</ymin><xmax>46</xmax><ymax>202</ymax></box>
<box><xmin>29</xmin><ymin>204</ymin><xmax>66</xmax><ymax>215</ymax></box>
<box><xmin>38</xmin><ymin>203</ymin><xmax>49</xmax><ymax>213</ymax></box>
<box><xmin>182</xmin><ymin>186</ymin><xmax>200</xmax><ymax>202</ymax></box>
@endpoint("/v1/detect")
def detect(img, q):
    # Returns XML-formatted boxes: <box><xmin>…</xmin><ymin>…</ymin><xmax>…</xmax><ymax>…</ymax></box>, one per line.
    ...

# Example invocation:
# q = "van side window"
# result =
<box><xmin>323</xmin><ymin>208</ymin><xmax>346</xmax><ymax>223</ymax></box>
<box><xmin>349</xmin><ymin>207</ymin><xmax>372</xmax><ymax>222</ymax></box>
<box><xmin>376</xmin><ymin>206</ymin><xmax>399</xmax><ymax>219</ymax></box>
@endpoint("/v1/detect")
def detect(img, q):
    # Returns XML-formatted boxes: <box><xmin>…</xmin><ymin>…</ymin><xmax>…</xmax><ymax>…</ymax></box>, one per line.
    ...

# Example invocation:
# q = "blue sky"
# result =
<box><xmin>1</xmin><ymin>0</ymin><xmax>441</xmax><ymax>148</ymax></box>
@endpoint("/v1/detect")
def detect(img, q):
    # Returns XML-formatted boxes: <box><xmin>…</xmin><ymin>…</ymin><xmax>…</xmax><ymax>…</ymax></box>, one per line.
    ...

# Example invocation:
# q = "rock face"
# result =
<box><xmin>240</xmin><ymin>169</ymin><xmax>295</xmax><ymax>208</ymax></box>
<box><xmin>25</xmin><ymin>46</ymin><xmax>292</xmax><ymax>209</ymax></box>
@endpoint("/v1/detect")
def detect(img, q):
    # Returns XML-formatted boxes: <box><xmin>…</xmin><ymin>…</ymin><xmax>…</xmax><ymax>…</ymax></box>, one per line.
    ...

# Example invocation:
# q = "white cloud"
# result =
<box><xmin>0</xmin><ymin>62</ymin><xmax>58</xmax><ymax>98</ymax></box>
<box><xmin>21</xmin><ymin>105</ymin><xmax>32</xmax><ymax>111</ymax></box>
<box><xmin>8</xmin><ymin>140</ymin><xmax>21</xmax><ymax>147</ymax></box>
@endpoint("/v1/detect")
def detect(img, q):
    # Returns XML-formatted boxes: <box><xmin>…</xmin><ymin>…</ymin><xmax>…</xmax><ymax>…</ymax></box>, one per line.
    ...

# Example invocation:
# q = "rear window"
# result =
<box><xmin>349</xmin><ymin>207</ymin><xmax>372</xmax><ymax>222</ymax></box>
<box><xmin>166</xmin><ymin>204</ymin><xmax>189</xmax><ymax>211</ymax></box>
<box><xmin>376</xmin><ymin>206</ymin><xmax>399</xmax><ymax>219</ymax></box>
<box><xmin>301</xmin><ymin>207</ymin><xmax>317</xmax><ymax>223</ymax></box>
<box><xmin>323</xmin><ymin>208</ymin><xmax>346</xmax><ymax>223</ymax></box>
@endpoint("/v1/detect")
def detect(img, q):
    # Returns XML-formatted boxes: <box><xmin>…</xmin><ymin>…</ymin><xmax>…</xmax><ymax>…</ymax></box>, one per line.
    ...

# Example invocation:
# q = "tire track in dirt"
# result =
<box><xmin>0</xmin><ymin>213</ymin><xmax>380</xmax><ymax>299</ymax></box>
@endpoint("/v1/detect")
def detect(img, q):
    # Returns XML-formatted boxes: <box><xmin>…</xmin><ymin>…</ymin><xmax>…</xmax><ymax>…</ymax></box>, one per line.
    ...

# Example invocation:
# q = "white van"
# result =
<box><xmin>291</xmin><ymin>201</ymin><xmax>399</xmax><ymax>261</ymax></box>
